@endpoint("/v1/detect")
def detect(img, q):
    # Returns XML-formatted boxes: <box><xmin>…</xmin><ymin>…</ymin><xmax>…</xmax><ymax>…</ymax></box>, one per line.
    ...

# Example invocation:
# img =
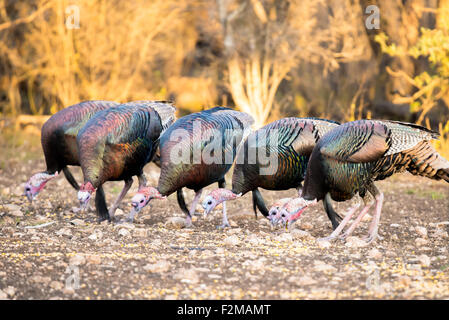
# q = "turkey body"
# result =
<box><xmin>41</xmin><ymin>100</ymin><xmax>119</xmax><ymax>187</ymax></box>
<box><xmin>299</xmin><ymin>119</ymin><xmax>449</xmax><ymax>242</ymax></box>
<box><xmin>157</xmin><ymin>107</ymin><xmax>254</xmax><ymax>227</ymax></box>
<box><xmin>77</xmin><ymin>101</ymin><xmax>176</xmax><ymax>221</ymax></box>
<box><xmin>231</xmin><ymin>117</ymin><xmax>341</xmax><ymax>227</ymax></box>
<box><xmin>24</xmin><ymin>100</ymin><xmax>119</xmax><ymax>203</ymax></box>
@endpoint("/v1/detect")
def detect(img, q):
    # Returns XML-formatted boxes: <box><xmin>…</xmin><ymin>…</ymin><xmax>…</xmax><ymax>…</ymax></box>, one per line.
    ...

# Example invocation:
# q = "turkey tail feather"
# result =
<box><xmin>404</xmin><ymin>141</ymin><xmax>449</xmax><ymax>182</ymax></box>
<box><xmin>437</xmin><ymin>167</ymin><xmax>449</xmax><ymax>183</ymax></box>
<box><xmin>150</xmin><ymin>102</ymin><xmax>176</xmax><ymax>132</ymax></box>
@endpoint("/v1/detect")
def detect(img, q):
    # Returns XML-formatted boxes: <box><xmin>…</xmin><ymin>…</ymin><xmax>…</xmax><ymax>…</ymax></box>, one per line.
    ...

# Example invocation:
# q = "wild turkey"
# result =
<box><xmin>279</xmin><ymin>119</ymin><xmax>449</xmax><ymax>243</ymax></box>
<box><xmin>128</xmin><ymin>107</ymin><xmax>254</xmax><ymax>228</ymax></box>
<box><xmin>200</xmin><ymin>117</ymin><xmax>343</xmax><ymax>230</ymax></box>
<box><xmin>76</xmin><ymin>101</ymin><xmax>176</xmax><ymax>222</ymax></box>
<box><xmin>24</xmin><ymin>100</ymin><xmax>119</xmax><ymax>202</ymax></box>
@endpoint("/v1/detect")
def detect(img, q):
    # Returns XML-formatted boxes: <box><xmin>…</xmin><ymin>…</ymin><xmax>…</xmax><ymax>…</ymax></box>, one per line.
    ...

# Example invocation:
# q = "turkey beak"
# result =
<box><xmin>24</xmin><ymin>186</ymin><xmax>33</xmax><ymax>202</ymax></box>
<box><xmin>130</xmin><ymin>201</ymin><xmax>141</xmax><ymax>214</ymax></box>
<box><xmin>202</xmin><ymin>204</ymin><xmax>210</xmax><ymax>217</ymax></box>
<box><xmin>269</xmin><ymin>211</ymin><xmax>278</xmax><ymax>226</ymax></box>
<box><xmin>201</xmin><ymin>200</ymin><xmax>212</xmax><ymax>217</ymax></box>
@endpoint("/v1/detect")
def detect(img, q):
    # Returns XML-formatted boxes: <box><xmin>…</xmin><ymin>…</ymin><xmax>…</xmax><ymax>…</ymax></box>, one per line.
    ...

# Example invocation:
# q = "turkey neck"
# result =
<box><xmin>301</xmin><ymin>152</ymin><xmax>327</xmax><ymax>202</ymax></box>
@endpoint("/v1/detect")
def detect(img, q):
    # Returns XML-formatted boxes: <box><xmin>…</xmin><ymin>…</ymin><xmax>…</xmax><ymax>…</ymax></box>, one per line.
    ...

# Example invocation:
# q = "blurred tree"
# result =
<box><xmin>0</xmin><ymin>0</ymin><xmax>193</xmax><ymax>115</ymax></box>
<box><xmin>216</xmin><ymin>0</ymin><xmax>369</xmax><ymax>128</ymax></box>
<box><xmin>375</xmin><ymin>0</ymin><xmax>449</xmax><ymax>124</ymax></box>
<box><xmin>375</xmin><ymin>0</ymin><xmax>449</xmax><ymax>156</ymax></box>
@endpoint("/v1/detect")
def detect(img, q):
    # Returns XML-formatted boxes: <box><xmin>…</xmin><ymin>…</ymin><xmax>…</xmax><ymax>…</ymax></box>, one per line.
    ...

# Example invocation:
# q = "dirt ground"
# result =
<box><xmin>0</xmin><ymin>137</ymin><xmax>448</xmax><ymax>300</ymax></box>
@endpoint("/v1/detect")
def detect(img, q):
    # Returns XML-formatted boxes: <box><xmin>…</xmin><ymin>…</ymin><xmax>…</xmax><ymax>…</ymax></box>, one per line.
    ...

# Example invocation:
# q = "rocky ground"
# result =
<box><xmin>0</xmin><ymin>136</ymin><xmax>448</xmax><ymax>300</ymax></box>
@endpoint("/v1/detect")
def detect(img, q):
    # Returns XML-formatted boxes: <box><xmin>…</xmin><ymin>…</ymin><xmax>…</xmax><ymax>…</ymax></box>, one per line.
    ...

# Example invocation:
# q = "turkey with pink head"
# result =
<box><xmin>278</xmin><ymin>119</ymin><xmax>449</xmax><ymax>243</ymax></box>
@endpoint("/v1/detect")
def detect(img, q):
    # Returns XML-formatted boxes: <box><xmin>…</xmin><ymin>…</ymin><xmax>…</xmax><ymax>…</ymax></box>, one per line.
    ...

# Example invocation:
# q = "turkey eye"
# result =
<box><xmin>25</xmin><ymin>187</ymin><xmax>30</xmax><ymax>191</ymax></box>
<box><xmin>140</xmin><ymin>199</ymin><xmax>144</xmax><ymax>203</ymax></box>
<box><xmin>281</xmin><ymin>214</ymin><xmax>285</xmax><ymax>217</ymax></box>
<box><xmin>207</xmin><ymin>201</ymin><xmax>212</xmax><ymax>205</ymax></box>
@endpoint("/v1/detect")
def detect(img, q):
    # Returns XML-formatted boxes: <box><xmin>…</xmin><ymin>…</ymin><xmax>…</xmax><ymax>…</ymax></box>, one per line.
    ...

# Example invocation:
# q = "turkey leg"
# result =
<box><xmin>364</xmin><ymin>188</ymin><xmax>384</xmax><ymax>243</ymax></box>
<box><xmin>108</xmin><ymin>178</ymin><xmax>133</xmax><ymax>220</ymax></box>
<box><xmin>317</xmin><ymin>203</ymin><xmax>361</xmax><ymax>242</ymax></box>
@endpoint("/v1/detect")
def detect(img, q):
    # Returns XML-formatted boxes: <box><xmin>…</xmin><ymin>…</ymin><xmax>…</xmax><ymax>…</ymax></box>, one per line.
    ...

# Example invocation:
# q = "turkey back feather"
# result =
<box><xmin>231</xmin><ymin>117</ymin><xmax>340</xmax><ymax>195</ymax></box>
<box><xmin>41</xmin><ymin>100</ymin><xmax>119</xmax><ymax>172</ymax></box>
<box><xmin>157</xmin><ymin>107</ymin><xmax>254</xmax><ymax>195</ymax></box>
<box><xmin>302</xmin><ymin>119</ymin><xmax>448</xmax><ymax>203</ymax></box>
<box><xmin>77</xmin><ymin>101</ymin><xmax>174</xmax><ymax>187</ymax></box>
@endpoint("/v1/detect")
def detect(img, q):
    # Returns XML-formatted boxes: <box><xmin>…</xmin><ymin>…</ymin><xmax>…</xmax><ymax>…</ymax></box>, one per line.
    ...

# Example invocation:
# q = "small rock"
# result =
<box><xmin>345</xmin><ymin>236</ymin><xmax>368</xmax><ymax>248</ymax></box>
<box><xmin>0</xmin><ymin>289</ymin><xmax>7</xmax><ymax>300</ymax></box>
<box><xmin>165</xmin><ymin>217</ymin><xmax>186</xmax><ymax>230</ymax></box>
<box><xmin>224</xmin><ymin>235</ymin><xmax>240</xmax><ymax>246</ymax></box>
<box><xmin>144</xmin><ymin>260</ymin><xmax>172</xmax><ymax>273</ymax></box>
<box><xmin>115</xmin><ymin>208</ymin><xmax>124</xmax><ymax>217</ymax></box>
<box><xmin>3</xmin><ymin>286</ymin><xmax>15</xmax><ymax>297</ymax></box>
<box><xmin>114</xmin><ymin>222</ymin><xmax>135</xmax><ymax>230</ymax></box>
<box><xmin>277</xmin><ymin>232</ymin><xmax>293</xmax><ymax>242</ymax></box>
<box><xmin>398</xmin><ymin>276</ymin><xmax>411</xmax><ymax>287</ymax></box>
<box><xmin>288</xmin><ymin>275</ymin><xmax>317</xmax><ymax>286</ymax></box>
<box><xmin>88</xmin><ymin>231</ymin><xmax>101</xmax><ymax>241</ymax></box>
<box><xmin>300</xmin><ymin>222</ymin><xmax>313</xmax><ymax>230</ymax></box>
<box><xmin>173</xmin><ymin>268</ymin><xmax>199</xmax><ymax>284</ymax></box>
<box><xmin>49</xmin><ymin>281</ymin><xmax>64</xmax><ymax>290</ymax></box>
<box><xmin>418</xmin><ymin>254</ymin><xmax>431</xmax><ymax>267</ymax></box>
<box><xmin>368</xmin><ymin>248</ymin><xmax>382</xmax><ymax>260</ymax></box>
<box><xmin>30</xmin><ymin>275</ymin><xmax>51</xmax><ymax>284</ymax></box>
<box><xmin>313</xmin><ymin>260</ymin><xmax>337</xmax><ymax>273</ymax></box>
<box><xmin>390</xmin><ymin>223</ymin><xmax>401</xmax><ymax>228</ymax></box>
<box><xmin>246</xmin><ymin>235</ymin><xmax>262</xmax><ymax>246</ymax></box>
<box><xmin>430</xmin><ymin>229</ymin><xmax>448</xmax><ymax>239</ymax></box>
<box><xmin>69</xmin><ymin>254</ymin><xmax>86</xmax><ymax>266</ymax></box>
<box><xmin>86</xmin><ymin>254</ymin><xmax>101</xmax><ymax>265</ymax></box>
<box><xmin>62</xmin><ymin>287</ymin><xmax>75</xmax><ymax>295</ymax></box>
<box><xmin>9</xmin><ymin>210</ymin><xmax>23</xmax><ymax>217</ymax></box>
<box><xmin>361</xmin><ymin>213</ymin><xmax>372</xmax><ymax>222</ymax></box>
<box><xmin>70</xmin><ymin>219</ymin><xmax>85</xmax><ymax>226</ymax></box>
<box><xmin>291</xmin><ymin>229</ymin><xmax>313</xmax><ymax>240</ymax></box>
<box><xmin>227</xmin><ymin>228</ymin><xmax>241</xmax><ymax>235</ymax></box>
<box><xmin>4</xmin><ymin>204</ymin><xmax>21</xmax><ymax>212</ymax></box>
<box><xmin>415</xmin><ymin>238</ymin><xmax>429</xmax><ymax>247</ymax></box>
<box><xmin>229</xmin><ymin>220</ymin><xmax>238</xmax><ymax>228</ymax></box>
<box><xmin>415</xmin><ymin>226</ymin><xmax>427</xmax><ymax>238</ymax></box>
<box><xmin>316</xmin><ymin>240</ymin><xmax>332</xmax><ymax>248</ymax></box>
<box><xmin>133</xmin><ymin>228</ymin><xmax>147</xmax><ymax>237</ymax></box>
<box><xmin>56</xmin><ymin>228</ymin><xmax>72</xmax><ymax>238</ymax></box>
<box><xmin>118</xmin><ymin>228</ymin><xmax>131</xmax><ymax>237</ymax></box>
